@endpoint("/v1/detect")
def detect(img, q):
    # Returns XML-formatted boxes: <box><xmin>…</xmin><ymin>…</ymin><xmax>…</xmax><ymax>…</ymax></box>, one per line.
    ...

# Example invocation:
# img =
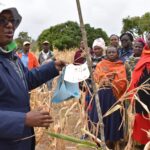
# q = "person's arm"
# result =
<box><xmin>0</xmin><ymin>109</ymin><xmax>54</xmax><ymax>139</ymax></box>
<box><xmin>0</xmin><ymin>110</ymin><xmax>25</xmax><ymax>139</ymax></box>
<box><xmin>24</xmin><ymin>61</ymin><xmax>58</xmax><ymax>90</ymax></box>
<box><xmin>22</xmin><ymin>60</ymin><xmax>65</xmax><ymax>90</ymax></box>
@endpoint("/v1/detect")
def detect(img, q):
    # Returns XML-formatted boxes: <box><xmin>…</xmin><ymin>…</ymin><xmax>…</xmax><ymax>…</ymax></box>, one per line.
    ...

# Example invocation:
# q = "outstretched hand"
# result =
<box><xmin>25</xmin><ymin>109</ymin><xmax>53</xmax><ymax>128</ymax></box>
<box><xmin>54</xmin><ymin>60</ymin><xmax>66</xmax><ymax>71</ymax></box>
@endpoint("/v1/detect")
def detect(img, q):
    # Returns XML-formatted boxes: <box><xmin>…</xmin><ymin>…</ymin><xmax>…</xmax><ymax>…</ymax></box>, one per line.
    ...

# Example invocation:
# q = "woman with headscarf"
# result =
<box><xmin>0</xmin><ymin>5</ymin><xmax>65</xmax><ymax>150</ymax></box>
<box><xmin>128</xmin><ymin>32</ymin><xmax>150</xmax><ymax>148</ymax></box>
<box><xmin>85</xmin><ymin>38</ymin><xmax>105</xmax><ymax>105</ymax></box>
<box><xmin>90</xmin><ymin>46</ymin><xmax>127</xmax><ymax>149</ymax></box>
<box><xmin>91</xmin><ymin>38</ymin><xmax>105</xmax><ymax>68</ymax></box>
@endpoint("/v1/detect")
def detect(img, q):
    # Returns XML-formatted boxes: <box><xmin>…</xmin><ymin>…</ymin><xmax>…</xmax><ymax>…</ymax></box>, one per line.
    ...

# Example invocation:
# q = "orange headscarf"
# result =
<box><xmin>94</xmin><ymin>59</ymin><xmax>127</xmax><ymax>99</ymax></box>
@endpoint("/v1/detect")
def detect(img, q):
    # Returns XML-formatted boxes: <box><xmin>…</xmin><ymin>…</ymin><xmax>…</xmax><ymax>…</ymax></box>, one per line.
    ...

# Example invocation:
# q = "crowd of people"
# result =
<box><xmin>0</xmin><ymin>5</ymin><xmax>149</xmax><ymax>150</ymax></box>
<box><xmin>74</xmin><ymin>33</ymin><xmax>150</xmax><ymax>149</ymax></box>
<box><xmin>17</xmin><ymin>39</ymin><xmax>55</xmax><ymax>90</ymax></box>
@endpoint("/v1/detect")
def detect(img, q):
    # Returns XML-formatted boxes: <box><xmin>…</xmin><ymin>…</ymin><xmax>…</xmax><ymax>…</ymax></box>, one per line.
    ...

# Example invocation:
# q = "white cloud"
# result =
<box><xmin>2</xmin><ymin>0</ymin><xmax>150</xmax><ymax>40</ymax></box>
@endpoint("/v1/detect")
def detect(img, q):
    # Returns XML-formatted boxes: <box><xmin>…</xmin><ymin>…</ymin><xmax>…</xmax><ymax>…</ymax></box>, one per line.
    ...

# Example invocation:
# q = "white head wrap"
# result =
<box><xmin>92</xmin><ymin>38</ymin><xmax>106</xmax><ymax>50</ymax></box>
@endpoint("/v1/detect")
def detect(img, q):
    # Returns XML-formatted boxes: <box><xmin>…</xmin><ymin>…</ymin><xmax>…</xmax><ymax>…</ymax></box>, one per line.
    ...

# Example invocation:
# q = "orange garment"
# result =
<box><xmin>127</xmin><ymin>45</ymin><xmax>150</xmax><ymax>144</ymax></box>
<box><xmin>128</xmin><ymin>45</ymin><xmax>150</xmax><ymax>97</ymax></box>
<box><xmin>18</xmin><ymin>52</ymin><xmax>39</xmax><ymax>70</ymax></box>
<box><xmin>94</xmin><ymin>59</ymin><xmax>127</xmax><ymax>99</ymax></box>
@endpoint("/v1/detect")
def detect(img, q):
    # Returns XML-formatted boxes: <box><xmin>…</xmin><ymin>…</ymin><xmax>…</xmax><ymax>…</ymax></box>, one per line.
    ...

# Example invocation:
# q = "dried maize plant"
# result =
<box><xmin>53</xmin><ymin>49</ymin><xmax>75</xmax><ymax>63</ymax></box>
<box><xmin>30</xmin><ymin>84</ymin><xmax>52</xmax><ymax>147</ymax></box>
<box><xmin>101</xmin><ymin>78</ymin><xmax>150</xmax><ymax>150</ymax></box>
<box><xmin>47</xmin><ymin>78</ymin><xmax>107</xmax><ymax>150</ymax></box>
<box><xmin>29</xmin><ymin>50</ymin><xmax>95</xmax><ymax>150</ymax></box>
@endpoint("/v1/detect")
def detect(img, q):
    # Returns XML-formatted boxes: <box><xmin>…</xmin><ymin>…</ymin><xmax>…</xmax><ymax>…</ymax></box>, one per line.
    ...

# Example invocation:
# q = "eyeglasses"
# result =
<box><xmin>0</xmin><ymin>16</ymin><xmax>20</xmax><ymax>28</ymax></box>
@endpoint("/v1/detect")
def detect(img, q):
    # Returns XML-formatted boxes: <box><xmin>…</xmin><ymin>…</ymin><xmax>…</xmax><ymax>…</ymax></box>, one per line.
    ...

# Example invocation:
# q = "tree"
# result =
<box><xmin>121</xmin><ymin>12</ymin><xmax>150</xmax><ymax>37</ymax></box>
<box><xmin>15</xmin><ymin>32</ymin><xmax>32</xmax><ymax>49</ymax></box>
<box><xmin>85</xmin><ymin>24</ymin><xmax>108</xmax><ymax>47</ymax></box>
<box><xmin>37</xmin><ymin>21</ymin><xmax>108</xmax><ymax>51</ymax></box>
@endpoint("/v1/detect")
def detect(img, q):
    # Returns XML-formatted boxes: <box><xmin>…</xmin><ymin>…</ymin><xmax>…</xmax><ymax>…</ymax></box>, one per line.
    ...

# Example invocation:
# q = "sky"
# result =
<box><xmin>1</xmin><ymin>0</ymin><xmax>150</xmax><ymax>40</ymax></box>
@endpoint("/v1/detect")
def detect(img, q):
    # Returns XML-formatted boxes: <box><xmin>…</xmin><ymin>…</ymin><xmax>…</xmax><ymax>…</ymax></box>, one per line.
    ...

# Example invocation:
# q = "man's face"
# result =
<box><xmin>0</xmin><ymin>10</ymin><xmax>15</xmax><ymax>47</ymax></box>
<box><xmin>43</xmin><ymin>43</ymin><xmax>49</xmax><ymax>52</ymax></box>
<box><xmin>23</xmin><ymin>44</ymin><xmax>30</xmax><ymax>52</ymax></box>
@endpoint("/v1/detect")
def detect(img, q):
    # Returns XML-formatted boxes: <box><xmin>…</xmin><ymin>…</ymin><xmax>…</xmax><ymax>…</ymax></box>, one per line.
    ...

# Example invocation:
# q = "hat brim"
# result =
<box><xmin>1</xmin><ymin>7</ymin><xmax>22</xmax><ymax>29</ymax></box>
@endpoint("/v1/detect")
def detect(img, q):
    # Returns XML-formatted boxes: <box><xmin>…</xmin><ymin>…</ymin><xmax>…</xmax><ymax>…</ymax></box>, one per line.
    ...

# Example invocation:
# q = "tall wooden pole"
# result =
<box><xmin>76</xmin><ymin>0</ymin><xmax>107</xmax><ymax>149</ymax></box>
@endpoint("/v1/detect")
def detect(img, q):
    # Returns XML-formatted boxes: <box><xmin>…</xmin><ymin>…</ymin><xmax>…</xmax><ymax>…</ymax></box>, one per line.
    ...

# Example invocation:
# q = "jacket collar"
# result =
<box><xmin>0</xmin><ymin>54</ymin><xmax>27</xmax><ymax>91</ymax></box>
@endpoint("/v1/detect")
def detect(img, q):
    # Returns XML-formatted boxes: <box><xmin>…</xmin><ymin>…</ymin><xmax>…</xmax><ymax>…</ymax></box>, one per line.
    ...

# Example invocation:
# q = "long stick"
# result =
<box><xmin>75</xmin><ymin>0</ymin><xmax>107</xmax><ymax>149</ymax></box>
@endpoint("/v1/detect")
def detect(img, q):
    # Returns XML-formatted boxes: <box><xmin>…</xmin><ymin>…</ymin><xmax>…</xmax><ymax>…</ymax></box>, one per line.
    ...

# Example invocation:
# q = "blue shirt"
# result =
<box><xmin>21</xmin><ymin>52</ymin><xmax>28</xmax><ymax>67</ymax></box>
<box><xmin>119</xmin><ymin>48</ymin><xmax>133</xmax><ymax>63</ymax></box>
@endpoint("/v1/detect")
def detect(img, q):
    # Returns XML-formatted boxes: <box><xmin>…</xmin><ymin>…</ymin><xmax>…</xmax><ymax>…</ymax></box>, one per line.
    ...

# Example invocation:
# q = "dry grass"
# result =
<box><xmin>30</xmin><ymin>87</ymin><xmax>89</xmax><ymax>150</ymax></box>
<box><xmin>30</xmin><ymin>50</ymin><xmax>93</xmax><ymax>150</ymax></box>
<box><xmin>30</xmin><ymin>50</ymin><xmax>150</xmax><ymax>150</ymax></box>
<box><xmin>53</xmin><ymin>49</ymin><xmax>76</xmax><ymax>63</ymax></box>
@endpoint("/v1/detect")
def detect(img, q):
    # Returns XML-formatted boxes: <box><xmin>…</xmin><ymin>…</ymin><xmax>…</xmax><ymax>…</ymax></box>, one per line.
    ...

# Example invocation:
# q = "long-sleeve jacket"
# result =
<box><xmin>0</xmin><ymin>54</ymin><xmax>59</xmax><ymax>150</ymax></box>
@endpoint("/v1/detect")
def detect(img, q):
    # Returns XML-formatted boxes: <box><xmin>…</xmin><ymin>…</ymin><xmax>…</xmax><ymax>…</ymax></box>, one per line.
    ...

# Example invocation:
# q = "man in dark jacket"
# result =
<box><xmin>0</xmin><ymin>6</ymin><xmax>65</xmax><ymax>150</ymax></box>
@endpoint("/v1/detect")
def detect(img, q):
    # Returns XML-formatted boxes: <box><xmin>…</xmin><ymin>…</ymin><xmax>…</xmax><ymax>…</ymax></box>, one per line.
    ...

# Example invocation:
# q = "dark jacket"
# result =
<box><xmin>0</xmin><ymin>54</ymin><xmax>59</xmax><ymax>150</ymax></box>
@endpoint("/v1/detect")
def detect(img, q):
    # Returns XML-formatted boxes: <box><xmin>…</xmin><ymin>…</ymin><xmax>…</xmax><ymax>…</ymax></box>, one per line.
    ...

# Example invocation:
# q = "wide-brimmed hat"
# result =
<box><xmin>0</xmin><ymin>4</ymin><xmax>22</xmax><ymax>28</ymax></box>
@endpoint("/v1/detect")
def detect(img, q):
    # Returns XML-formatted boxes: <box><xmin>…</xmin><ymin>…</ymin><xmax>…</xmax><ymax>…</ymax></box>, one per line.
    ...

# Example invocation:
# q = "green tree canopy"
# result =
<box><xmin>15</xmin><ymin>32</ymin><xmax>32</xmax><ymax>49</ymax></box>
<box><xmin>122</xmin><ymin>12</ymin><xmax>150</xmax><ymax>37</ymax></box>
<box><xmin>37</xmin><ymin>21</ymin><xmax>108</xmax><ymax>51</ymax></box>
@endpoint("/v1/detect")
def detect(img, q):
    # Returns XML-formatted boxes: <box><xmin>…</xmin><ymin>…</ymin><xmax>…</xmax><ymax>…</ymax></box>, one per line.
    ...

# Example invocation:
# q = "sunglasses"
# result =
<box><xmin>0</xmin><ymin>16</ymin><xmax>20</xmax><ymax>28</ymax></box>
